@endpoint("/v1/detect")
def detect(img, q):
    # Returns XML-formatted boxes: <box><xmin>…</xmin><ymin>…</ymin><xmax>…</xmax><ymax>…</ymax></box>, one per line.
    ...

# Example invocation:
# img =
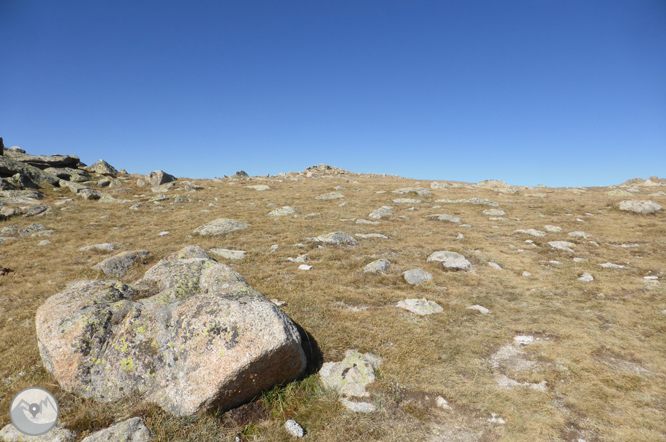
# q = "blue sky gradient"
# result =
<box><xmin>2</xmin><ymin>1</ymin><xmax>664</xmax><ymax>187</ymax></box>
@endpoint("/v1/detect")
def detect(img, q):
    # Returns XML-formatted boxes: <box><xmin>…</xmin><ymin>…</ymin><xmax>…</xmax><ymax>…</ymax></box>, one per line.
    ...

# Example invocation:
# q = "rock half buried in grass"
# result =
<box><xmin>80</xmin><ymin>417</ymin><xmax>150</xmax><ymax>442</ymax></box>
<box><xmin>403</xmin><ymin>269</ymin><xmax>432</xmax><ymax>284</ymax></box>
<box><xmin>36</xmin><ymin>246</ymin><xmax>307</xmax><ymax>416</ymax></box>
<box><xmin>267</xmin><ymin>206</ymin><xmax>295</xmax><ymax>217</ymax></box>
<box><xmin>618</xmin><ymin>200</ymin><xmax>662</xmax><ymax>214</ymax></box>
<box><xmin>396</xmin><ymin>298</ymin><xmax>443</xmax><ymax>315</ymax></box>
<box><xmin>319</xmin><ymin>350</ymin><xmax>382</xmax><ymax>412</ymax></box>
<box><xmin>91</xmin><ymin>250</ymin><xmax>150</xmax><ymax>277</ymax></box>
<box><xmin>193</xmin><ymin>218</ymin><xmax>248</xmax><ymax>236</ymax></box>
<box><xmin>0</xmin><ymin>424</ymin><xmax>75</xmax><ymax>442</ymax></box>
<box><xmin>306</xmin><ymin>232</ymin><xmax>357</xmax><ymax>245</ymax></box>
<box><xmin>364</xmin><ymin>259</ymin><xmax>390</xmax><ymax>274</ymax></box>
<box><xmin>427</xmin><ymin>251</ymin><xmax>471</xmax><ymax>270</ymax></box>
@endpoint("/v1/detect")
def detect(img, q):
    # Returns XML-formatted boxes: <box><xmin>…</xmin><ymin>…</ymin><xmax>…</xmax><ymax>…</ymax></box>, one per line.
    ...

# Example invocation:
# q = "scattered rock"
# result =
<box><xmin>368</xmin><ymin>206</ymin><xmax>392</xmax><ymax>219</ymax></box>
<box><xmin>209</xmin><ymin>249</ymin><xmax>246</xmax><ymax>260</ymax></box>
<box><xmin>618</xmin><ymin>200</ymin><xmax>661</xmax><ymax>214</ymax></box>
<box><xmin>568</xmin><ymin>231</ymin><xmax>589</xmax><ymax>239</ymax></box>
<box><xmin>578</xmin><ymin>273</ymin><xmax>594</xmax><ymax>282</ymax></box>
<box><xmin>269</xmin><ymin>244</ymin><xmax>279</xmax><ymax>252</ymax></box>
<box><xmin>364</xmin><ymin>259</ymin><xmax>390</xmax><ymax>274</ymax></box>
<box><xmin>599</xmin><ymin>262</ymin><xmax>625</xmax><ymax>269</ymax></box>
<box><xmin>193</xmin><ymin>218</ymin><xmax>248</xmax><ymax>236</ymax></box>
<box><xmin>548</xmin><ymin>241</ymin><xmax>576</xmax><ymax>253</ymax></box>
<box><xmin>393</xmin><ymin>198</ymin><xmax>421</xmax><ymax>204</ymax></box>
<box><xmin>80</xmin><ymin>243</ymin><xmax>116</xmax><ymax>252</ymax></box>
<box><xmin>426</xmin><ymin>214</ymin><xmax>462</xmax><ymax>223</ymax></box>
<box><xmin>0</xmin><ymin>424</ymin><xmax>75</xmax><ymax>442</ymax></box>
<box><xmin>488</xmin><ymin>262</ymin><xmax>502</xmax><ymax>270</ymax></box>
<box><xmin>514</xmin><ymin>229</ymin><xmax>546</xmax><ymax>237</ymax></box>
<box><xmin>148</xmin><ymin>170</ymin><xmax>176</xmax><ymax>186</ymax></box>
<box><xmin>476</xmin><ymin>180</ymin><xmax>509</xmax><ymax>188</ymax></box>
<box><xmin>403</xmin><ymin>269</ymin><xmax>433</xmax><ymax>284</ymax></box>
<box><xmin>245</xmin><ymin>185</ymin><xmax>270</xmax><ymax>191</ymax></box>
<box><xmin>80</xmin><ymin>417</ymin><xmax>151</xmax><ymax>442</ymax></box>
<box><xmin>151</xmin><ymin>182</ymin><xmax>175</xmax><ymax>193</ymax></box>
<box><xmin>319</xmin><ymin>350</ymin><xmax>381</xmax><ymax>401</ymax></box>
<box><xmin>397</xmin><ymin>298</ymin><xmax>443</xmax><ymax>315</ymax></box>
<box><xmin>298</xmin><ymin>264</ymin><xmax>313</xmax><ymax>270</ymax></box>
<box><xmin>355</xmin><ymin>233</ymin><xmax>388</xmax><ymax>239</ymax></box>
<box><xmin>234</xmin><ymin>171</ymin><xmax>249</xmax><ymax>177</ymax></box>
<box><xmin>267</xmin><ymin>206</ymin><xmax>296</xmax><ymax>217</ymax></box>
<box><xmin>427</xmin><ymin>251</ymin><xmax>471</xmax><ymax>270</ymax></box>
<box><xmin>307</xmin><ymin>232</ymin><xmax>357</xmax><ymax>245</ymax></box>
<box><xmin>284</xmin><ymin>419</ymin><xmax>305</xmax><ymax>438</ymax></box>
<box><xmin>90</xmin><ymin>159</ymin><xmax>118</xmax><ymax>176</ymax></box>
<box><xmin>466</xmin><ymin>305</ymin><xmax>489</xmax><ymax>315</ymax></box>
<box><xmin>392</xmin><ymin>187</ymin><xmax>431</xmax><ymax>196</ymax></box>
<box><xmin>483</xmin><ymin>209</ymin><xmax>506</xmax><ymax>216</ymax></box>
<box><xmin>38</xmin><ymin>240</ymin><xmax>51</xmax><ymax>246</ymax></box>
<box><xmin>543</xmin><ymin>225</ymin><xmax>562</xmax><ymax>232</ymax></box>
<box><xmin>91</xmin><ymin>250</ymin><xmax>150</xmax><ymax>277</ymax></box>
<box><xmin>355</xmin><ymin>219</ymin><xmax>379</xmax><ymax>225</ymax></box>
<box><xmin>436</xmin><ymin>198</ymin><xmax>498</xmax><ymax>207</ymax></box>
<box><xmin>315</xmin><ymin>192</ymin><xmax>344</xmax><ymax>200</ymax></box>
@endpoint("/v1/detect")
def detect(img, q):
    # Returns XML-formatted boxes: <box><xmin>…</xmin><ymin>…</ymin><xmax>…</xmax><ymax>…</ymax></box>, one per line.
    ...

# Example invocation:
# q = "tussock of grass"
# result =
<box><xmin>0</xmin><ymin>172</ymin><xmax>665</xmax><ymax>441</ymax></box>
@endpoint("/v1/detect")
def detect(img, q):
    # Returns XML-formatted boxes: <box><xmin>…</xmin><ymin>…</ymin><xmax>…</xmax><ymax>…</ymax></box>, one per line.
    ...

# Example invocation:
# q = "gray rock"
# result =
<box><xmin>0</xmin><ymin>190</ymin><xmax>44</xmax><ymax>200</ymax></box>
<box><xmin>568</xmin><ymin>231</ymin><xmax>589</xmax><ymax>239</ymax></box>
<box><xmin>578</xmin><ymin>273</ymin><xmax>594</xmax><ymax>282</ymax></box>
<box><xmin>483</xmin><ymin>209</ymin><xmax>506</xmax><ymax>216</ymax></box>
<box><xmin>0</xmin><ymin>177</ymin><xmax>17</xmax><ymax>191</ymax></box>
<box><xmin>98</xmin><ymin>194</ymin><xmax>119</xmax><ymax>203</ymax></box>
<box><xmin>314</xmin><ymin>192</ymin><xmax>344</xmax><ymax>200</ymax></box>
<box><xmin>0</xmin><ymin>424</ymin><xmax>75</xmax><ymax>442</ymax></box>
<box><xmin>151</xmin><ymin>182</ymin><xmax>175</xmax><ymax>193</ymax></box>
<box><xmin>544</xmin><ymin>225</ymin><xmax>562</xmax><ymax>232</ymax></box>
<box><xmin>267</xmin><ymin>206</ymin><xmax>295</xmax><ymax>217</ymax></box>
<box><xmin>22</xmin><ymin>205</ymin><xmax>50</xmax><ymax>217</ymax></box>
<box><xmin>173</xmin><ymin>195</ymin><xmax>190</xmax><ymax>203</ymax></box>
<box><xmin>149</xmin><ymin>195</ymin><xmax>168</xmax><ymax>203</ymax></box>
<box><xmin>435</xmin><ymin>198</ymin><xmax>499</xmax><ymax>207</ymax></box>
<box><xmin>109</xmin><ymin>180</ymin><xmax>122</xmax><ymax>188</ymax></box>
<box><xmin>306</xmin><ymin>232</ymin><xmax>357</xmax><ymax>245</ymax></box>
<box><xmin>364</xmin><ymin>259</ymin><xmax>391</xmax><ymax>274</ymax></box>
<box><xmin>339</xmin><ymin>398</ymin><xmax>376</xmax><ymax>413</ymax></box>
<box><xmin>430</xmin><ymin>182</ymin><xmax>461</xmax><ymax>189</ymax></box>
<box><xmin>18</xmin><ymin>223</ymin><xmax>49</xmax><ymax>237</ymax></box>
<box><xmin>426</xmin><ymin>214</ymin><xmax>462</xmax><ymax>223</ymax></box>
<box><xmin>90</xmin><ymin>159</ymin><xmax>118</xmax><ymax>176</ymax></box>
<box><xmin>488</xmin><ymin>262</ymin><xmax>502</xmax><ymax>270</ymax></box>
<box><xmin>59</xmin><ymin>179</ymin><xmax>88</xmax><ymax>194</ymax></box>
<box><xmin>393</xmin><ymin>198</ymin><xmax>421</xmax><ymax>204</ymax></box>
<box><xmin>287</xmin><ymin>254</ymin><xmax>308</xmax><ymax>263</ymax></box>
<box><xmin>514</xmin><ymin>229</ymin><xmax>546</xmax><ymax>237</ymax></box>
<box><xmin>355</xmin><ymin>233</ymin><xmax>388</xmax><ymax>239</ymax></box>
<box><xmin>355</xmin><ymin>219</ymin><xmax>379</xmax><ymax>225</ymax></box>
<box><xmin>209</xmin><ymin>249</ymin><xmax>246</xmax><ymax>260</ymax></box>
<box><xmin>403</xmin><ymin>269</ymin><xmax>433</xmax><ymax>284</ymax></box>
<box><xmin>392</xmin><ymin>187</ymin><xmax>432</xmax><ymax>197</ymax></box>
<box><xmin>476</xmin><ymin>179</ymin><xmax>509</xmax><ymax>188</ymax></box>
<box><xmin>137</xmin><ymin>179</ymin><xmax>147</xmax><ymax>187</ymax></box>
<box><xmin>2</xmin><ymin>151</ymin><xmax>80</xmax><ymax>170</ymax></box>
<box><xmin>81</xmin><ymin>417</ymin><xmax>151</xmax><ymax>442</ymax></box>
<box><xmin>368</xmin><ymin>206</ymin><xmax>392</xmax><ymax>219</ymax></box>
<box><xmin>0</xmin><ymin>156</ymin><xmax>60</xmax><ymax>187</ymax></box>
<box><xmin>427</xmin><ymin>251</ymin><xmax>471</xmax><ymax>270</ymax></box>
<box><xmin>234</xmin><ymin>170</ymin><xmax>249</xmax><ymax>177</ymax></box>
<box><xmin>38</xmin><ymin>240</ymin><xmax>51</xmax><ymax>246</ymax></box>
<box><xmin>599</xmin><ymin>262</ymin><xmax>625</xmax><ymax>269</ymax></box>
<box><xmin>80</xmin><ymin>243</ymin><xmax>116</xmax><ymax>252</ymax></box>
<box><xmin>319</xmin><ymin>350</ymin><xmax>381</xmax><ymax>399</ymax></box>
<box><xmin>269</xmin><ymin>244</ymin><xmax>279</xmax><ymax>252</ymax></box>
<box><xmin>77</xmin><ymin>189</ymin><xmax>102</xmax><ymax>200</ymax></box>
<box><xmin>193</xmin><ymin>218</ymin><xmax>248</xmax><ymax>236</ymax></box>
<box><xmin>284</xmin><ymin>420</ymin><xmax>305</xmax><ymax>438</ymax></box>
<box><xmin>7</xmin><ymin>172</ymin><xmax>41</xmax><ymax>189</ymax></box>
<box><xmin>618</xmin><ymin>200</ymin><xmax>662</xmax><ymax>214</ymax></box>
<box><xmin>97</xmin><ymin>178</ymin><xmax>111</xmax><ymax>187</ymax></box>
<box><xmin>91</xmin><ymin>250</ymin><xmax>150</xmax><ymax>277</ymax></box>
<box><xmin>245</xmin><ymin>185</ymin><xmax>270</xmax><ymax>191</ymax></box>
<box><xmin>397</xmin><ymin>298</ymin><xmax>443</xmax><ymax>315</ymax></box>
<box><xmin>36</xmin><ymin>246</ymin><xmax>307</xmax><ymax>416</ymax></box>
<box><xmin>0</xmin><ymin>207</ymin><xmax>21</xmax><ymax>221</ymax></box>
<box><xmin>466</xmin><ymin>305</ymin><xmax>489</xmax><ymax>315</ymax></box>
<box><xmin>44</xmin><ymin>167</ymin><xmax>91</xmax><ymax>182</ymax></box>
<box><xmin>548</xmin><ymin>241</ymin><xmax>576</xmax><ymax>253</ymax></box>
<box><xmin>148</xmin><ymin>170</ymin><xmax>177</xmax><ymax>187</ymax></box>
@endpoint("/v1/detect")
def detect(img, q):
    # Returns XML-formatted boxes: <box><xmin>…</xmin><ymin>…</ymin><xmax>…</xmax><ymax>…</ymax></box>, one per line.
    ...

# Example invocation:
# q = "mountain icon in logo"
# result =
<box><xmin>9</xmin><ymin>387</ymin><xmax>59</xmax><ymax>436</ymax></box>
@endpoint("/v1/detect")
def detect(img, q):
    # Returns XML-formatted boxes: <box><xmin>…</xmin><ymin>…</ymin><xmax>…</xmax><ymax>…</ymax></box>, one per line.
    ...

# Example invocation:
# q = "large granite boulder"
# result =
<box><xmin>44</xmin><ymin>167</ymin><xmax>92</xmax><ymax>182</ymax></box>
<box><xmin>0</xmin><ymin>156</ymin><xmax>60</xmax><ymax>187</ymax></box>
<box><xmin>35</xmin><ymin>246</ymin><xmax>307</xmax><ymax>416</ymax></box>
<box><xmin>148</xmin><ymin>170</ymin><xmax>177</xmax><ymax>187</ymax></box>
<box><xmin>618</xmin><ymin>200</ymin><xmax>662</xmax><ymax>215</ymax></box>
<box><xmin>90</xmin><ymin>160</ymin><xmax>118</xmax><ymax>176</ymax></box>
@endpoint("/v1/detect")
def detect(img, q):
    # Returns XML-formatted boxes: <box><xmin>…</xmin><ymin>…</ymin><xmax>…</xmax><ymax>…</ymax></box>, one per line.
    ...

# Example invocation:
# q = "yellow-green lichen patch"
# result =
<box><xmin>120</xmin><ymin>357</ymin><xmax>134</xmax><ymax>371</ymax></box>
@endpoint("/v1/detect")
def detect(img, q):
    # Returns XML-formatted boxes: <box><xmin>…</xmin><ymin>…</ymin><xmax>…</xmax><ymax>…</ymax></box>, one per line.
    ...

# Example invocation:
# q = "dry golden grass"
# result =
<box><xmin>1</xmin><ymin>171</ymin><xmax>665</xmax><ymax>441</ymax></box>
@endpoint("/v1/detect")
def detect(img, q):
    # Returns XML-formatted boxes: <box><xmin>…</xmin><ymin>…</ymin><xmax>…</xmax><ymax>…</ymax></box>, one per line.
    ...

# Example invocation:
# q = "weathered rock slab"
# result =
<box><xmin>364</xmin><ymin>259</ymin><xmax>391</xmax><ymax>274</ymax></box>
<box><xmin>306</xmin><ymin>232</ymin><xmax>357</xmax><ymax>245</ymax></box>
<box><xmin>618</xmin><ymin>200</ymin><xmax>662</xmax><ymax>214</ymax></box>
<box><xmin>403</xmin><ymin>269</ymin><xmax>433</xmax><ymax>284</ymax></box>
<box><xmin>267</xmin><ymin>206</ymin><xmax>295</xmax><ymax>217</ymax></box>
<box><xmin>148</xmin><ymin>170</ymin><xmax>176</xmax><ymax>187</ymax></box>
<box><xmin>80</xmin><ymin>417</ymin><xmax>151</xmax><ymax>442</ymax></box>
<box><xmin>368</xmin><ymin>206</ymin><xmax>392</xmax><ymax>219</ymax></box>
<box><xmin>427</xmin><ymin>251</ymin><xmax>471</xmax><ymax>270</ymax></box>
<box><xmin>0</xmin><ymin>424</ymin><xmax>74</xmax><ymax>442</ymax></box>
<box><xmin>91</xmin><ymin>250</ymin><xmax>150</xmax><ymax>277</ymax></box>
<box><xmin>193</xmin><ymin>218</ymin><xmax>248</xmax><ymax>236</ymax></box>
<box><xmin>397</xmin><ymin>298</ymin><xmax>443</xmax><ymax>315</ymax></box>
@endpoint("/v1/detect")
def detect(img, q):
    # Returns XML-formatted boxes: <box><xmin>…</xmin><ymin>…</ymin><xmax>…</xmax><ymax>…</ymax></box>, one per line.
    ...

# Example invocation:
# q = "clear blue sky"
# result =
<box><xmin>1</xmin><ymin>1</ymin><xmax>664</xmax><ymax>187</ymax></box>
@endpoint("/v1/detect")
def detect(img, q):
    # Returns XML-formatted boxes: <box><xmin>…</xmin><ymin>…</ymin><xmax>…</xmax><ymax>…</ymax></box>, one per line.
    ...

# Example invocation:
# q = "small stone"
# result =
<box><xmin>435</xmin><ymin>396</ymin><xmax>451</xmax><ymax>409</ymax></box>
<box><xmin>483</xmin><ymin>209</ymin><xmax>506</xmax><ymax>216</ymax></box>
<box><xmin>339</xmin><ymin>398</ymin><xmax>376</xmax><ymax>413</ymax></box>
<box><xmin>397</xmin><ymin>298</ymin><xmax>443</xmax><ymax>315</ymax></box>
<box><xmin>426</xmin><ymin>214</ymin><xmax>462</xmax><ymax>223</ymax></box>
<box><xmin>299</xmin><ymin>264</ymin><xmax>313</xmax><ymax>270</ymax></box>
<box><xmin>466</xmin><ymin>305</ymin><xmax>489</xmax><ymax>315</ymax></box>
<box><xmin>548</xmin><ymin>241</ymin><xmax>576</xmax><ymax>253</ymax></box>
<box><xmin>514</xmin><ymin>336</ymin><xmax>534</xmax><ymax>345</ymax></box>
<box><xmin>269</xmin><ymin>244</ymin><xmax>279</xmax><ymax>252</ymax></box>
<box><xmin>522</xmin><ymin>271</ymin><xmax>531</xmax><ymax>277</ymax></box>
<box><xmin>267</xmin><ymin>206</ymin><xmax>296</xmax><ymax>217</ymax></box>
<box><xmin>568</xmin><ymin>231</ymin><xmax>589</xmax><ymax>239</ymax></box>
<box><xmin>456</xmin><ymin>233</ymin><xmax>464</xmax><ymax>239</ymax></box>
<box><xmin>515</xmin><ymin>229</ymin><xmax>547</xmax><ymax>237</ymax></box>
<box><xmin>488</xmin><ymin>413</ymin><xmax>506</xmax><ymax>424</ymax></box>
<box><xmin>573</xmin><ymin>257</ymin><xmax>586</xmax><ymax>263</ymax></box>
<box><xmin>427</xmin><ymin>251</ymin><xmax>471</xmax><ymax>270</ymax></box>
<box><xmin>544</xmin><ymin>225</ymin><xmax>562</xmax><ymax>232</ymax></box>
<box><xmin>578</xmin><ymin>273</ymin><xmax>594</xmax><ymax>282</ymax></box>
<box><xmin>271</xmin><ymin>299</ymin><xmax>286</xmax><ymax>307</ymax></box>
<box><xmin>618</xmin><ymin>200</ymin><xmax>661</xmax><ymax>214</ymax></box>
<box><xmin>364</xmin><ymin>259</ymin><xmax>390</xmax><ymax>274</ymax></box>
<box><xmin>488</xmin><ymin>262</ymin><xmax>502</xmax><ymax>270</ymax></box>
<box><xmin>158</xmin><ymin>231</ymin><xmax>169</xmax><ymax>236</ymax></box>
<box><xmin>403</xmin><ymin>269</ymin><xmax>433</xmax><ymax>284</ymax></box>
<box><xmin>80</xmin><ymin>243</ymin><xmax>116</xmax><ymax>252</ymax></box>
<box><xmin>284</xmin><ymin>419</ymin><xmax>305</xmax><ymax>438</ymax></box>
<box><xmin>355</xmin><ymin>233</ymin><xmax>388</xmax><ymax>239</ymax></box>
<box><xmin>38</xmin><ymin>240</ymin><xmax>51</xmax><ymax>246</ymax></box>
<box><xmin>209</xmin><ymin>249</ymin><xmax>246</xmax><ymax>260</ymax></box>
<box><xmin>599</xmin><ymin>262</ymin><xmax>625</xmax><ymax>269</ymax></box>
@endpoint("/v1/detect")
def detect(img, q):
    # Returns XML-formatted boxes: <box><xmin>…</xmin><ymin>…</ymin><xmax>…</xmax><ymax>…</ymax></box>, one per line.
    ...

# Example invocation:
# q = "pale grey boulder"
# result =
<box><xmin>306</xmin><ymin>232</ymin><xmax>357</xmax><ymax>245</ymax></box>
<box><xmin>193</xmin><ymin>218</ymin><xmax>248</xmax><ymax>236</ymax></box>
<box><xmin>150</xmin><ymin>182</ymin><xmax>175</xmax><ymax>193</ymax></box>
<box><xmin>397</xmin><ymin>298</ymin><xmax>443</xmax><ymax>315</ymax></box>
<box><xmin>2</xmin><ymin>151</ymin><xmax>80</xmax><ymax>169</ymax></box>
<box><xmin>363</xmin><ymin>259</ymin><xmax>391</xmax><ymax>274</ymax></box>
<box><xmin>436</xmin><ymin>198</ymin><xmax>499</xmax><ymax>207</ymax></box>
<box><xmin>80</xmin><ymin>417</ymin><xmax>150</xmax><ymax>442</ymax></box>
<box><xmin>426</xmin><ymin>214</ymin><xmax>462</xmax><ymax>223</ymax></box>
<box><xmin>79</xmin><ymin>243</ymin><xmax>116</xmax><ymax>252</ymax></box>
<box><xmin>91</xmin><ymin>250</ymin><xmax>150</xmax><ymax>277</ymax></box>
<box><xmin>544</xmin><ymin>225</ymin><xmax>562</xmax><ymax>232</ymax></box>
<box><xmin>319</xmin><ymin>350</ymin><xmax>381</xmax><ymax>399</ymax></box>
<box><xmin>427</xmin><ymin>251</ymin><xmax>471</xmax><ymax>270</ymax></box>
<box><xmin>77</xmin><ymin>189</ymin><xmax>102</xmax><ymax>200</ymax></box>
<box><xmin>368</xmin><ymin>206</ymin><xmax>392</xmax><ymax>219</ymax></box>
<box><xmin>267</xmin><ymin>206</ymin><xmax>295</xmax><ymax>217</ymax></box>
<box><xmin>22</xmin><ymin>205</ymin><xmax>50</xmax><ymax>217</ymax></box>
<box><xmin>90</xmin><ymin>160</ymin><xmax>118</xmax><ymax>176</ymax></box>
<box><xmin>548</xmin><ymin>241</ymin><xmax>576</xmax><ymax>253</ymax></box>
<box><xmin>314</xmin><ymin>192</ymin><xmax>344</xmax><ymax>200</ymax></box>
<box><xmin>148</xmin><ymin>170</ymin><xmax>176</xmax><ymax>187</ymax></box>
<box><xmin>245</xmin><ymin>185</ymin><xmax>270</xmax><ymax>191</ymax></box>
<box><xmin>618</xmin><ymin>200</ymin><xmax>662</xmax><ymax>214</ymax></box>
<box><xmin>514</xmin><ymin>229</ymin><xmax>546</xmax><ymax>237</ymax></box>
<box><xmin>0</xmin><ymin>156</ymin><xmax>60</xmax><ymax>187</ymax></box>
<box><xmin>483</xmin><ymin>209</ymin><xmax>506</xmax><ymax>216</ymax></box>
<box><xmin>393</xmin><ymin>198</ymin><xmax>421</xmax><ymax>204</ymax></box>
<box><xmin>44</xmin><ymin>167</ymin><xmax>91</xmax><ymax>182</ymax></box>
<box><xmin>36</xmin><ymin>246</ymin><xmax>307</xmax><ymax>416</ymax></box>
<box><xmin>209</xmin><ymin>249</ymin><xmax>246</xmax><ymax>260</ymax></box>
<box><xmin>403</xmin><ymin>269</ymin><xmax>433</xmax><ymax>284</ymax></box>
<box><xmin>476</xmin><ymin>179</ymin><xmax>509</xmax><ymax>188</ymax></box>
<box><xmin>578</xmin><ymin>273</ymin><xmax>594</xmax><ymax>282</ymax></box>
<box><xmin>0</xmin><ymin>424</ymin><xmax>74</xmax><ymax>442</ymax></box>
<box><xmin>392</xmin><ymin>187</ymin><xmax>431</xmax><ymax>197</ymax></box>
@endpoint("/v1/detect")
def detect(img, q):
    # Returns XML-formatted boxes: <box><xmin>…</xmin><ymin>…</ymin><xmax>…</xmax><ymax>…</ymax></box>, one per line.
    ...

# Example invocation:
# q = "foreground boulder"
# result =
<box><xmin>36</xmin><ymin>246</ymin><xmax>307</xmax><ymax>416</ymax></box>
<box><xmin>80</xmin><ymin>417</ymin><xmax>150</xmax><ymax>442</ymax></box>
<box><xmin>427</xmin><ymin>251</ymin><xmax>471</xmax><ymax>270</ymax></box>
<box><xmin>91</xmin><ymin>250</ymin><xmax>150</xmax><ymax>277</ymax></box>
<box><xmin>0</xmin><ymin>156</ymin><xmax>60</xmax><ymax>187</ymax></box>
<box><xmin>193</xmin><ymin>218</ymin><xmax>248</xmax><ymax>236</ymax></box>
<box><xmin>148</xmin><ymin>170</ymin><xmax>176</xmax><ymax>186</ymax></box>
<box><xmin>0</xmin><ymin>424</ymin><xmax>75</xmax><ymax>442</ymax></box>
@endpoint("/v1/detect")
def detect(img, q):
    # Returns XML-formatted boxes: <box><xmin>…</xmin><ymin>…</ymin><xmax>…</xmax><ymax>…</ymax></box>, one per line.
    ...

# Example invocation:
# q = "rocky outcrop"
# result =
<box><xmin>35</xmin><ymin>246</ymin><xmax>308</xmax><ymax>416</ymax></box>
<box><xmin>148</xmin><ymin>170</ymin><xmax>177</xmax><ymax>186</ymax></box>
<box><xmin>0</xmin><ymin>156</ymin><xmax>60</xmax><ymax>187</ymax></box>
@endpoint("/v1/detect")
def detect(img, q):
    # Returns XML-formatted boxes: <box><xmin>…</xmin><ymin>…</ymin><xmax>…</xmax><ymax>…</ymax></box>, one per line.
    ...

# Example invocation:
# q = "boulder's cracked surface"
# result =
<box><xmin>36</xmin><ymin>246</ymin><xmax>307</xmax><ymax>416</ymax></box>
